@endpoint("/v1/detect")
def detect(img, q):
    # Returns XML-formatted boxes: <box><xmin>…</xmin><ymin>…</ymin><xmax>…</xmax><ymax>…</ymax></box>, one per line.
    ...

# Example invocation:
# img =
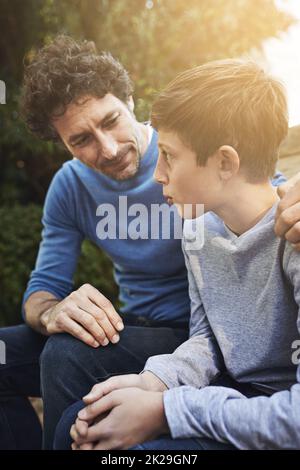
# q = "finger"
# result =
<box><xmin>83</xmin><ymin>375</ymin><xmax>137</xmax><ymax>403</ymax></box>
<box><xmin>79</xmin><ymin>442</ymin><xmax>94</xmax><ymax>450</ymax></box>
<box><xmin>71</xmin><ymin>424</ymin><xmax>90</xmax><ymax>446</ymax></box>
<box><xmin>61</xmin><ymin>316</ymin><xmax>100</xmax><ymax>348</ymax></box>
<box><xmin>71</xmin><ymin>442</ymin><xmax>79</xmax><ymax>450</ymax></box>
<box><xmin>277</xmin><ymin>173</ymin><xmax>300</xmax><ymax>199</ymax></box>
<box><xmin>78</xmin><ymin>393</ymin><xmax>116</xmax><ymax>421</ymax></box>
<box><xmin>75</xmin><ymin>418</ymin><xmax>89</xmax><ymax>437</ymax></box>
<box><xmin>291</xmin><ymin>242</ymin><xmax>300</xmax><ymax>252</ymax></box>
<box><xmin>77</xmin><ymin>298</ymin><xmax>120</xmax><ymax>343</ymax></box>
<box><xmin>83</xmin><ymin>284</ymin><xmax>124</xmax><ymax>331</ymax></box>
<box><xmin>283</xmin><ymin>221</ymin><xmax>300</xmax><ymax>245</ymax></box>
<box><xmin>70</xmin><ymin>308</ymin><xmax>108</xmax><ymax>346</ymax></box>
<box><xmin>70</xmin><ymin>424</ymin><xmax>80</xmax><ymax>443</ymax></box>
<box><xmin>274</xmin><ymin>202</ymin><xmax>300</xmax><ymax>238</ymax></box>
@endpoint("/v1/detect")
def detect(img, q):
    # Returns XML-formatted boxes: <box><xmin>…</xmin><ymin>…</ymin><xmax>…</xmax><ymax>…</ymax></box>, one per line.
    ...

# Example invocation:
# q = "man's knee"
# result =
<box><xmin>40</xmin><ymin>333</ymin><xmax>88</xmax><ymax>381</ymax></box>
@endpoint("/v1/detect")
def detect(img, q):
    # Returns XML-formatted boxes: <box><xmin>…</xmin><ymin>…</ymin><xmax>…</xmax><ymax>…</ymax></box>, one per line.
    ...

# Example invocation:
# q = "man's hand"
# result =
<box><xmin>275</xmin><ymin>172</ymin><xmax>300</xmax><ymax>250</ymax></box>
<box><xmin>41</xmin><ymin>283</ymin><xmax>124</xmax><ymax>347</ymax></box>
<box><xmin>71</xmin><ymin>388</ymin><xmax>169</xmax><ymax>450</ymax></box>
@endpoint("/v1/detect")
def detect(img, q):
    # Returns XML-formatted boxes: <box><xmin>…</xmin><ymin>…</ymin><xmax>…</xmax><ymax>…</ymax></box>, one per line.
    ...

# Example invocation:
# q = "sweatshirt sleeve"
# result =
<box><xmin>142</xmin><ymin>246</ymin><xmax>224</xmax><ymax>389</ymax></box>
<box><xmin>22</xmin><ymin>166</ymin><xmax>83</xmax><ymax>316</ymax></box>
<box><xmin>163</xmin><ymin>244</ymin><xmax>300</xmax><ymax>449</ymax></box>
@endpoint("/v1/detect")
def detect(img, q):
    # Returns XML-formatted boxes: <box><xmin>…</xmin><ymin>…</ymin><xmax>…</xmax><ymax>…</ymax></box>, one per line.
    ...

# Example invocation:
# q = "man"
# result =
<box><xmin>0</xmin><ymin>36</ymin><xmax>299</xmax><ymax>450</ymax></box>
<box><xmin>59</xmin><ymin>60</ymin><xmax>300</xmax><ymax>450</ymax></box>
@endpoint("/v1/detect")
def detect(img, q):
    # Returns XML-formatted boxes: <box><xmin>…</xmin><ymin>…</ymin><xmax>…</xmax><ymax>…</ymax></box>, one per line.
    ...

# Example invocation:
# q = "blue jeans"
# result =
<box><xmin>0</xmin><ymin>322</ymin><xmax>188</xmax><ymax>449</ymax></box>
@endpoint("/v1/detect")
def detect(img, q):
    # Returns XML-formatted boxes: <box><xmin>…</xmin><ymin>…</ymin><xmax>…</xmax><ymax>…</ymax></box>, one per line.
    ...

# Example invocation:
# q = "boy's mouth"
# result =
<box><xmin>164</xmin><ymin>194</ymin><xmax>174</xmax><ymax>205</ymax></box>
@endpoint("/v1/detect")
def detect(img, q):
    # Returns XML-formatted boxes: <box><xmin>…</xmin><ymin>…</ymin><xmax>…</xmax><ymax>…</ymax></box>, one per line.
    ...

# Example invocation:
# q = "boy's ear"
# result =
<box><xmin>127</xmin><ymin>96</ymin><xmax>135</xmax><ymax>113</ymax></box>
<box><xmin>217</xmin><ymin>145</ymin><xmax>240</xmax><ymax>180</ymax></box>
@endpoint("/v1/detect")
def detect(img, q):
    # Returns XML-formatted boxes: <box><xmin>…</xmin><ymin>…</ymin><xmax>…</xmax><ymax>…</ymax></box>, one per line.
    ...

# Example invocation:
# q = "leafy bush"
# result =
<box><xmin>0</xmin><ymin>204</ymin><xmax>118</xmax><ymax>326</ymax></box>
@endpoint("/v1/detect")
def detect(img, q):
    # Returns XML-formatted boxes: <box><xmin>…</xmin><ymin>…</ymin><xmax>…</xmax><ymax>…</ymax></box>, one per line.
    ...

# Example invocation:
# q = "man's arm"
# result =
<box><xmin>24</xmin><ymin>167</ymin><xmax>124</xmax><ymax>345</ymax></box>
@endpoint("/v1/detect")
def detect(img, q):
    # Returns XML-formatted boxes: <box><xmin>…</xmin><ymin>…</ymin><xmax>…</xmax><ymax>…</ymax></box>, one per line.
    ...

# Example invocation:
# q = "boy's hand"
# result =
<box><xmin>275</xmin><ymin>172</ymin><xmax>300</xmax><ymax>250</ymax></box>
<box><xmin>71</xmin><ymin>388</ymin><xmax>169</xmax><ymax>450</ymax></box>
<box><xmin>81</xmin><ymin>372</ymin><xmax>167</xmax><ymax>423</ymax></box>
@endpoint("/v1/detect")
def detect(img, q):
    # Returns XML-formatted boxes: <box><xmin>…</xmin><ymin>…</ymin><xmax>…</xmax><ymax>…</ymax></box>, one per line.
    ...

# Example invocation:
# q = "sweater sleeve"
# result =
<box><xmin>22</xmin><ymin>167</ymin><xmax>83</xmax><ymax>317</ymax></box>
<box><xmin>163</xmin><ymin>244</ymin><xmax>300</xmax><ymax>449</ymax></box>
<box><xmin>142</xmin><ymin>246</ymin><xmax>224</xmax><ymax>389</ymax></box>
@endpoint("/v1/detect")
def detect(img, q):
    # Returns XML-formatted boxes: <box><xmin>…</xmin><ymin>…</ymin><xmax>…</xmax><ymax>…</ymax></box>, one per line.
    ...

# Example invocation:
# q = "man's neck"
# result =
<box><xmin>138</xmin><ymin>122</ymin><xmax>151</xmax><ymax>157</ymax></box>
<box><xmin>214</xmin><ymin>181</ymin><xmax>279</xmax><ymax>236</ymax></box>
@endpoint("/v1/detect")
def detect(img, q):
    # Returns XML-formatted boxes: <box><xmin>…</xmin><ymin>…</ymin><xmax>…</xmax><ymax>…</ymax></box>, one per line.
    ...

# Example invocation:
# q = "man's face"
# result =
<box><xmin>52</xmin><ymin>94</ymin><xmax>147</xmax><ymax>180</ymax></box>
<box><xmin>154</xmin><ymin>130</ymin><xmax>221</xmax><ymax>218</ymax></box>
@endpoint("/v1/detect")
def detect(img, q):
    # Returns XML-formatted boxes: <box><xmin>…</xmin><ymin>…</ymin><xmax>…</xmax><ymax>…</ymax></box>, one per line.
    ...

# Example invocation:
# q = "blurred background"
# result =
<box><xmin>1</xmin><ymin>0</ymin><xmax>300</xmax><ymax>327</ymax></box>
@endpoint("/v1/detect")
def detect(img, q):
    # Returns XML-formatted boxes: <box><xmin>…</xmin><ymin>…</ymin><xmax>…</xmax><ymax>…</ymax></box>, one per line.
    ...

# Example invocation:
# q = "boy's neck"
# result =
<box><xmin>214</xmin><ymin>180</ymin><xmax>280</xmax><ymax>236</ymax></box>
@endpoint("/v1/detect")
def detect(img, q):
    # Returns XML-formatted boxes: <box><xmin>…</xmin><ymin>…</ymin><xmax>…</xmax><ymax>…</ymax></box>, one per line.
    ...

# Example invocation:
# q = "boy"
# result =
<box><xmin>57</xmin><ymin>60</ymin><xmax>300</xmax><ymax>450</ymax></box>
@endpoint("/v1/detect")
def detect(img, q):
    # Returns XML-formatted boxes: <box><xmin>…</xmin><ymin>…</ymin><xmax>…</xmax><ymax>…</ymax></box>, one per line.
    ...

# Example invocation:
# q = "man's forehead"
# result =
<box><xmin>52</xmin><ymin>93</ymin><xmax>124</xmax><ymax>137</ymax></box>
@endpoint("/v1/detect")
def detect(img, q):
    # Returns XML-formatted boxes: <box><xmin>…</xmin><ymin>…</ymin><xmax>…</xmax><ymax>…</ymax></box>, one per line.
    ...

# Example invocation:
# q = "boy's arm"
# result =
<box><xmin>143</xmin><ymin>247</ymin><xmax>224</xmax><ymax>389</ymax></box>
<box><xmin>162</xmin><ymin>245</ymin><xmax>300</xmax><ymax>450</ymax></box>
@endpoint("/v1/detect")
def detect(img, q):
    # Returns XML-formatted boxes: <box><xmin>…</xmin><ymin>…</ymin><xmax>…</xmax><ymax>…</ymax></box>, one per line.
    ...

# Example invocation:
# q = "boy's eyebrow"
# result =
<box><xmin>158</xmin><ymin>142</ymin><xmax>177</xmax><ymax>153</ymax></box>
<box><xmin>68</xmin><ymin>110</ymin><xmax>119</xmax><ymax>144</ymax></box>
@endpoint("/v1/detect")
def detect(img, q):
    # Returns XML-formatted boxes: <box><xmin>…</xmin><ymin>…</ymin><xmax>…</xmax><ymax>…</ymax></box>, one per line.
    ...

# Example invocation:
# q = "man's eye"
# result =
<box><xmin>104</xmin><ymin>114</ymin><xmax>120</xmax><ymax>128</ymax></box>
<box><xmin>73</xmin><ymin>136</ymin><xmax>90</xmax><ymax>147</ymax></box>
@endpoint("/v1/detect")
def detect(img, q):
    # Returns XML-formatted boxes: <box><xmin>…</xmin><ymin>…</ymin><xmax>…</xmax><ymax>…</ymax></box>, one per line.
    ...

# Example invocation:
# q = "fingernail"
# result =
<box><xmin>78</xmin><ymin>409</ymin><xmax>87</xmax><ymax>419</ymax></box>
<box><xmin>93</xmin><ymin>341</ymin><xmax>100</xmax><ymax>347</ymax></box>
<box><xmin>111</xmin><ymin>334</ymin><xmax>120</xmax><ymax>344</ymax></box>
<box><xmin>116</xmin><ymin>322</ymin><xmax>124</xmax><ymax>331</ymax></box>
<box><xmin>102</xmin><ymin>338</ymin><xmax>109</xmax><ymax>346</ymax></box>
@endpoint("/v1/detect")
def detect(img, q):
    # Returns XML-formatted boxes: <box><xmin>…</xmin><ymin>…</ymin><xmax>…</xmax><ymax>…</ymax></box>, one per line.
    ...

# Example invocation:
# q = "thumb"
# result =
<box><xmin>277</xmin><ymin>172</ymin><xmax>300</xmax><ymax>199</ymax></box>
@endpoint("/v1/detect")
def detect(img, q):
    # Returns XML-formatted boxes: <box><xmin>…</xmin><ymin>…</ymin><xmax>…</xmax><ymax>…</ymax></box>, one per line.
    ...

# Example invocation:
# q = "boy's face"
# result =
<box><xmin>154</xmin><ymin>130</ymin><xmax>222</xmax><ymax>218</ymax></box>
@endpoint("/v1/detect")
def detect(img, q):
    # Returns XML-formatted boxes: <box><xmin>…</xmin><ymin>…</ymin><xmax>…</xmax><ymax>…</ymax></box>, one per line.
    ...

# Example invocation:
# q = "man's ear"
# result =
<box><xmin>217</xmin><ymin>145</ymin><xmax>240</xmax><ymax>180</ymax></box>
<box><xmin>127</xmin><ymin>96</ymin><xmax>135</xmax><ymax>113</ymax></box>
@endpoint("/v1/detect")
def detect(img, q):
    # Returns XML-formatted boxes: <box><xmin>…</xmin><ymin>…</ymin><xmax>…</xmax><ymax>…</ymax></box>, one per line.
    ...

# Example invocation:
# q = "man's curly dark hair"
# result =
<box><xmin>21</xmin><ymin>35</ymin><xmax>134</xmax><ymax>142</ymax></box>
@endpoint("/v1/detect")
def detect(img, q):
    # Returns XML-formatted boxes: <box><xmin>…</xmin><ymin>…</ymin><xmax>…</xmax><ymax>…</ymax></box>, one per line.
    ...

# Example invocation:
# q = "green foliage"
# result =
<box><xmin>0</xmin><ymin>0</ymin><xmax>294</xmax><ymax>325</ymax></box>
<box><xmin>0</xmin><ymin>204</ymin><xmax>118</xmax><ymax>326</ymax></box>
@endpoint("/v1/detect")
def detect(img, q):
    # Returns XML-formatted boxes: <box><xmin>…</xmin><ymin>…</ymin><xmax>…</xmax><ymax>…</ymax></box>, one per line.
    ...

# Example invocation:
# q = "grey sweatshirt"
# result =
<box><xmin>144</xmin><ymin>204</ymin><xmax>300</xmax><ymax>449</ymax></box>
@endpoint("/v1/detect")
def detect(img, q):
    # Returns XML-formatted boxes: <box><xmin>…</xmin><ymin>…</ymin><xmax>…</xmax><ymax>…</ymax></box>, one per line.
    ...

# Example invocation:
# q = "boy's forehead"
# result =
<box><xmin>158</xmin><ymin>129</ymin><xmax>187</xmax><ymax>152</ymax></box>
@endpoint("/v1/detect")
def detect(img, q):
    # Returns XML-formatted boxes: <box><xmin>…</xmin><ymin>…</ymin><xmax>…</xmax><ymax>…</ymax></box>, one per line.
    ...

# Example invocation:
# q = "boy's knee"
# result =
<box><xmin>53</xmin><ymin>400</ymin><xmax>85</xmax><ymax>450</ymax></box>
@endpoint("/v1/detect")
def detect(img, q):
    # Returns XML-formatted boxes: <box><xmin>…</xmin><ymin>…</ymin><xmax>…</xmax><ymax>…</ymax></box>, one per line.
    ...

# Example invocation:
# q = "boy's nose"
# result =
<box><xmin>154</xmin><ymin>159</ymin><xmax>168</xmax><ymax>185</ymax></box>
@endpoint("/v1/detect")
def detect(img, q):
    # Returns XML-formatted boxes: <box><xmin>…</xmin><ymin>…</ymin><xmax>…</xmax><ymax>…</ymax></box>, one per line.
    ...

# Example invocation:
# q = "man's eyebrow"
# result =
<box><xmin>68</xmin><ymin>110</ymin><xmax>119</xmax><ymax>145</ymax></box>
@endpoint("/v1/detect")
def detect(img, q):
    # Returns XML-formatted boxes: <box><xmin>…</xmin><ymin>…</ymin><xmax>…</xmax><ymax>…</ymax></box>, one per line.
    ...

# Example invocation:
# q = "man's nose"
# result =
<box><xmin>154</xmin><ymin>157</ymin><xmax>168</xmax><ymax>185</ymax></box>
<box><xmin>95</xmin><ymin>131</ymin><xmax>118</xmax><ymax>160</ymax></box>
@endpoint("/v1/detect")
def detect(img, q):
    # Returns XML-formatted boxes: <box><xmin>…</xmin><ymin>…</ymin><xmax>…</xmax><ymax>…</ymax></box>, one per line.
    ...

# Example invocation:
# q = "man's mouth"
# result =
<box><xmin>101</xmin><ymin>145</ymin><xmax>134</xmax><ymax>171</ymax></box>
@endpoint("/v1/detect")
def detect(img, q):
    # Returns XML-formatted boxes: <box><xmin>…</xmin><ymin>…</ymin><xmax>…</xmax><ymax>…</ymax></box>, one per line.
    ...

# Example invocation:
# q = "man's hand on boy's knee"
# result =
<box><xmin>82</xmin><ymin>372</ymin><xmax>167</xmax><ymax>413</ymax></box>
<box><xmin>275</xmin><ymin>172</ymin><xmax>300</xmax><ymax>249</ymax></box>
<box><xmin>71</xmin><ymin>388</ymin><xmax>169</xmax><ymax>450</ymax></box>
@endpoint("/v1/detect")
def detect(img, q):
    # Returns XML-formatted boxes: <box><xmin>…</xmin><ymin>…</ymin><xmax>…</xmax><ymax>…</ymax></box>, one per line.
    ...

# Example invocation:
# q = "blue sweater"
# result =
<box><xmin>23</xmin><ymin>130</ymin><xmax>190</xmax><ymax>323</ymax></box>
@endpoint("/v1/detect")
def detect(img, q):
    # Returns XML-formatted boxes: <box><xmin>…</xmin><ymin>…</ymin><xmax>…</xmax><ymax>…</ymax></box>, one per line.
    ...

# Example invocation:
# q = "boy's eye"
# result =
<box><xmin>161</xmin><ymin>149</ymin><xmax>173</xmax><ymax>165</ymax></box>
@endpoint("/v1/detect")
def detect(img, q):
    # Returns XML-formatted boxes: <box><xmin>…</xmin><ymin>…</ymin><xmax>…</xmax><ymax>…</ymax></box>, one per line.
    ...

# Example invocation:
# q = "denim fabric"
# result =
<box><xmin>0</xmin><ymin>323</ymin><xmax>188</xmax><ymax>449</ymax></box>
